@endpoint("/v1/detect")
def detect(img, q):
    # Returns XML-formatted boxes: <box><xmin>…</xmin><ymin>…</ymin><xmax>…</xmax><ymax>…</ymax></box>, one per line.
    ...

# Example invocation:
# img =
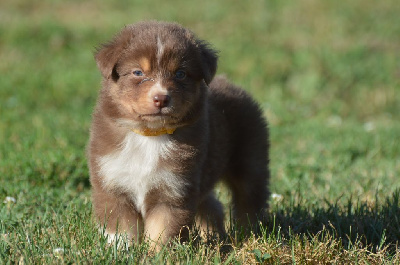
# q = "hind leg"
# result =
<box><xmin>230</xmin><ymin>178</ymin><xmax>269</xmax><ymax>230</ymax></box>
<box><xmin>227</xmin><ymin>112</ymin><xmax>270</xmax><ymax>230</ymax></box>
<box><xmin>225</xmin><ymin>152</ymin><xmax>270</xmax><ymax>231</ymax></box>
<box><xmin>195</xmin><ymin>193</ymin><xmax>226</xmax><ymax>238</ymax></box>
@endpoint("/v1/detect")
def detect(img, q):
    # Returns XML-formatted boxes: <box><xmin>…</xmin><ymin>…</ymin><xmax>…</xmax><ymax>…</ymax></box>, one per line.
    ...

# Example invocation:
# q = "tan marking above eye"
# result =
<box><xmin>139</xmin><ymin>57</ymin><xmax>151</xmax><ymax>73</ymax></box>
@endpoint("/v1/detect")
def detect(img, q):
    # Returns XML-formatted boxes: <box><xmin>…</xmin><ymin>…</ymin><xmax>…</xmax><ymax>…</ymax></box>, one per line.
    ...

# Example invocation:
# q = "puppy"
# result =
<box><xmin>88</xmin><ymin>21</ymin><xmax>270</xmax><ymax>246</ymax></box>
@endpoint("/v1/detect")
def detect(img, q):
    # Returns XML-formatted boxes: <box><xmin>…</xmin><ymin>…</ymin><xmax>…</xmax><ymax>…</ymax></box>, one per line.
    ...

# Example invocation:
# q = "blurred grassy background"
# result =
<box><xmin>1</xmin><ymin>0</ymin><xmax>399</xmax><ymax>200</ymax></box>
<box><xmin>0</xmin><ymin>0</ymin><xmax>400</xmax><ymax>261</ymax></box>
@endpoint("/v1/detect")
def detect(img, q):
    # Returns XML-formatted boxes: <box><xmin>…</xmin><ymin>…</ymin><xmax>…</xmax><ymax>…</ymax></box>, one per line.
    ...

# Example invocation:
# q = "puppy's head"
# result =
<box><xmin>95</xmin><ymin>21</ymin><xmax>218</xmax><ymax>132</ymax></box>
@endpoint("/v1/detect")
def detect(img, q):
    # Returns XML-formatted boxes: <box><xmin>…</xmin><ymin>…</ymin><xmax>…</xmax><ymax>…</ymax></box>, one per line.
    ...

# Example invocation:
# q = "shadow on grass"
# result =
<box><xmin>266</xmin><ymin>189</ymin><xmax>400</xmax><ymax>252</ymax></box>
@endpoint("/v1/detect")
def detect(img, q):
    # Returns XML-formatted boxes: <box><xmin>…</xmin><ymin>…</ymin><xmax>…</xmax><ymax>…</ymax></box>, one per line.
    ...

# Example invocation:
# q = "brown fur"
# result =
<box><xmin>88</xmin><ymin>21</ymin><xmax>270</xmax><ymax>246</ymax></box>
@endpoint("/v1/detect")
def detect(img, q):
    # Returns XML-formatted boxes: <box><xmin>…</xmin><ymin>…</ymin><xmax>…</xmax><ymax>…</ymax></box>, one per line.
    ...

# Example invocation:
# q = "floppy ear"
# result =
<box><xmin>95</xmin><ymin>43</ymin><xmax>121</xmax><ymax>79</ymax></box>
<box><xmin>95</xmin><ymin>28</ymin><xmax>133</xmax><ymax>79</ymax></box>
<box><xmin>198</xmin><ymin>41</ymin><xmax>218</xmax><ymax>85</ymax></box>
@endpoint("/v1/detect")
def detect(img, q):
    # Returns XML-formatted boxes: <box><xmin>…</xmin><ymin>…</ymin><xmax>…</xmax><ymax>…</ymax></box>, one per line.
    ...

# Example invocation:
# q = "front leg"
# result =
<box><xmin>92</xmin><ymin>187</ymin><xmax>143</xmax><ymax>243</ymax></box>
<box><xmin>144</xmin><ymin>202</ymin><xmax>195</xmax><ymax>248</ymax></box>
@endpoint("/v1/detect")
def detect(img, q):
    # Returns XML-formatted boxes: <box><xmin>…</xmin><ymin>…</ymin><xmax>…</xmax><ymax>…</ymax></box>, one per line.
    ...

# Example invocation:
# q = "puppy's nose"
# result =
<box><xmin>153</xmin><ymin>94</ymin><xmax>171</xmax><ymax>108</ymax></box>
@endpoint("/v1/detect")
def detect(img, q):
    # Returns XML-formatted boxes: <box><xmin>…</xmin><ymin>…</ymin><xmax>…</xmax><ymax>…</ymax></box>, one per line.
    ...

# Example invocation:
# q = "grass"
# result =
<box><xmin>1</xmin><ymin>0</ymin><xmax>399</xmax><ymax>263</ymax></box>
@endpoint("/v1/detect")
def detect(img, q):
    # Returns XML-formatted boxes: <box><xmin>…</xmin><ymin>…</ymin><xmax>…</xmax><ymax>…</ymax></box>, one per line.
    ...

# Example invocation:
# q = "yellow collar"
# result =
<box><xmin>131</xmin><ymin>127</ymin><xmax>176</xmax><ymax>136</ymax></box>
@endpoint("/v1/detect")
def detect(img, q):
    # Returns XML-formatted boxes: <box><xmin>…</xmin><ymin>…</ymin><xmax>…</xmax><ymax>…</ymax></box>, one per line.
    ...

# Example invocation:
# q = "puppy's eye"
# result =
<box><xmin>175</xmin><ymin>70</ymin><xmax>186</xmax><ymax>79</ymax></box>
<box><xmin>133</xmin><ymin>70</ymin><xmax>144</xmax><ymax>77</ymax></box>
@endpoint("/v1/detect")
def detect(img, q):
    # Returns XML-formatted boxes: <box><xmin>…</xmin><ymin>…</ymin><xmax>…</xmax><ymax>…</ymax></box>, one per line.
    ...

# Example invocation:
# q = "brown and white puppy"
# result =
<box><xmin>88</xmin><ymin>21</ymin><xmax>269</xmax><ymax>246</ymax></box>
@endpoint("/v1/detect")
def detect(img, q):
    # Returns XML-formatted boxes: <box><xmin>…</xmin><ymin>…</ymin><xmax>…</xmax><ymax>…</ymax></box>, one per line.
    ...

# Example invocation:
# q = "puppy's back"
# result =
<box><xmin>209</xmin><ymin>75</ymin><xmax>268</xmax><ymax>143</ymax></box>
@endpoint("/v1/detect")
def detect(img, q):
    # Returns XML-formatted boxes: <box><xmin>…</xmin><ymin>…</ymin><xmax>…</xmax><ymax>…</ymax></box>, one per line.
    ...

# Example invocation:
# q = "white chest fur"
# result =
<box><xmin>98</xmin><ymin>132</ymin><xmax>184</xmax><ymax>216</ymax></box>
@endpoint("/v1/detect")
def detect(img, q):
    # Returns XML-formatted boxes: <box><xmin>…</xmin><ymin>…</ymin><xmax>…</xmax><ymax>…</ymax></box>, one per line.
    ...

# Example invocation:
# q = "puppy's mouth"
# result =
<box><xmin>128</xmin><ymin>106</ymin><xmax>183</xmax><ymax>130</ymax></box>
<box><xmin>139</xmin><ymin>107</ymin><xmax>177</xmax><ymax>119</ymax></box>
<box><xmin>140</xmin><ymin>113</ymin><xmax>171</xmax><ymax>117</ymax></box>
<box><xmin>138</xmin><ymin>111</ymin><xmax>180</xmax><ymax>125</ymax></box>
<box><xmin>139</xmin><ymin>113</ymin><xmax>174</xmax><ymax>119</ymax></box>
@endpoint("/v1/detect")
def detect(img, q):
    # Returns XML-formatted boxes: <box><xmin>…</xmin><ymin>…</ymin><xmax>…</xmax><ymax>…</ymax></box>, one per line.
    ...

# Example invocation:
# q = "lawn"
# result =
<box><xmin>1</xmin><ymin>0</ymin><xmax>400</xmax><ymax>263</ymax></box>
